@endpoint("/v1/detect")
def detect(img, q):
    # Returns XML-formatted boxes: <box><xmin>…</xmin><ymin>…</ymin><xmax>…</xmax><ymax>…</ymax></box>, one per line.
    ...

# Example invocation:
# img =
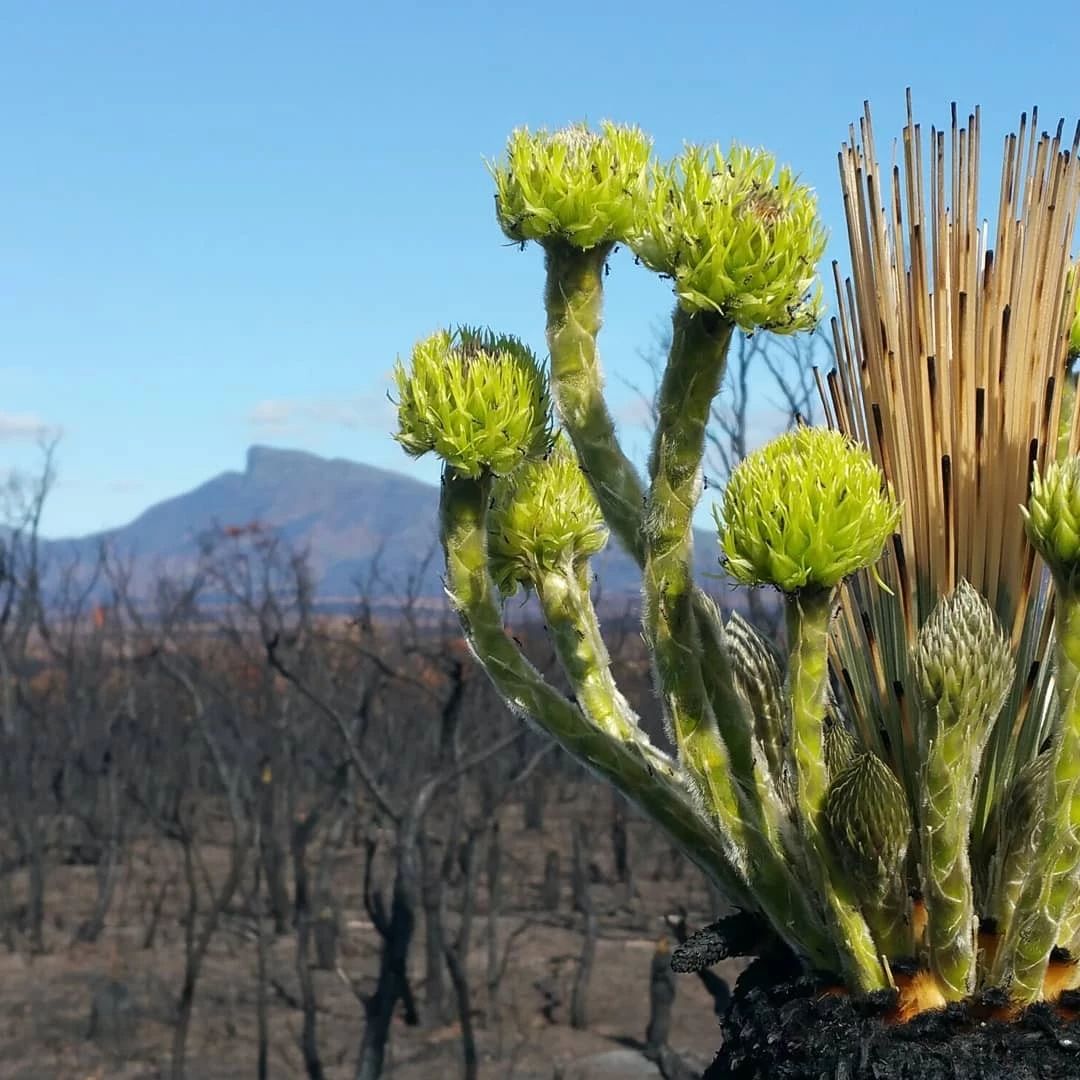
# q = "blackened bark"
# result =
<box><xmin>542</xmin><ymin>851</ymin><xmax>560</xmax><ymax>912</ymax></box>
<box><xmin>419</xmin><ymin>831</ymin><xmax>450</xmax><ymax>1025</ymax></box>
<box><xmin>523</xmin><ymin>773</ymin><xmax>545</xmax><ymax>831</ymax></box>
<box><xmin>355</xmin><ymin>864</ymin><xmax>418</xmax><ymax>1080</ymax></box>
<box><xmin>645</xmin><ymin>941</ymin><xmax>676</xmax><ymax>1052</ymax></box>
<box><xmin>258</xmin><ymin>761</ymin><xmax>291</xmax><ymax>935</ymax></box>
<box><xmin>485</xmin><ymin>822</ymin><xmax>503</xmax><ymax>1025</ymax></box>
<box><xmin>572</xmin><ymin>821</ymin><xmax>590</xmax><ymax>915</ymax></box>
<box><xmin>445</xmin><ymin>943</ymin><xmax>479</xmax><ymax>1080</ymax></box>
<box><xmin>611</xmin><ymin>790</ymin><xmax>630</xmax><ymax>883</ymax></box>
<box><xmin>570</xmin><ymin>825</ymin><xmax>596</xmax><ymax>1032</ymax></box>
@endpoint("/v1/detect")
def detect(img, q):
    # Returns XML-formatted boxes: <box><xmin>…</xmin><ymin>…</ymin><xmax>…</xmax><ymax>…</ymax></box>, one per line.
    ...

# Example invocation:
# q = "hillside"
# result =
<box><xmin>39</xmin><ymin>445</ymin><xmax>738</xmax><ymax>609</ymax></box>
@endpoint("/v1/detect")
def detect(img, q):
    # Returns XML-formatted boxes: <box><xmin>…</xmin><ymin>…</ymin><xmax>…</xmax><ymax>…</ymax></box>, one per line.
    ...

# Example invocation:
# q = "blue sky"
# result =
<box><xmin>2</xmin><ymin>1</ymin><xmax>1077</xmax><ymax>538</ymax></box>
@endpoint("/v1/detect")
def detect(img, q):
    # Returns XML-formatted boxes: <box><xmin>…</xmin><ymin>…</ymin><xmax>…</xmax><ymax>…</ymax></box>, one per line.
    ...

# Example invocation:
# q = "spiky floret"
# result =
<box><xmin>982</xmin><ymin>749</ymin><xmax>1052</xmax><ymax>943</ymax></box>
<box><xmin>824</xmin><ymin>753</ymin><xmax>910</xmax><ymax>876</ymax></box>
<box><xmin>629</xmin><ymin>144</ymin><xmax>827</xmax><ymax>331</ymax></box>
<box><xmin>912</xmin><ymin>581</ymin><xmax>1016</xmax><ymax>1000</ymax></box>
<box><xmin>823</xmin><ymin>711</ymin><xmax>859</xmax><ymax>780</ymax></box>
<box><xmin>1024</xmin><ymin>458</ymin><xmax>1080</xmax><ymax>589</ymax></box>
<box><xmin>716</xmin><ymin>426</ymin><xmax>901</xmax><ymax>593</ymax></box>
<box><xmin>393</xmin><ymin>328</ymin><xmax>552</xmax><ymax>478</ymax></box>
<box><xmin>724</xmin><ymin>612</ymin><xmax>790</xmax><ymax>791</ymax></box>
<box><xmin>716</xmin><ymin>426</ymin><xmax>900</xmax><ymax>989</ymax></box>
<box><xmin>911</xmin><ymin>580</ymin><xmax>1015</xmax><ymax>717</ymax></box>
<box><xmin>489</xmin><ymin>122</ymin><xmax>652</xmax><ymax>251</ymax></box>
<box><xmin>823</xmin><ymin>750</ymin><xmax>913</xmax><ymax>957</ymax></box>
<box><xmin>487</xmin><ymin>432</ymin><xmax>609</xmax><ymax>597</ymax></box>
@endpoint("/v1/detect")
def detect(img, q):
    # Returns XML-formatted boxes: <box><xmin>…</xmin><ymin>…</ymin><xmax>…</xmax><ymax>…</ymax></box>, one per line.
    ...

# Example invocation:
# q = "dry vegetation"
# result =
<box><xmin>0</xmin><ymin>470</ymin><xmax>739</xmax><ymax>1080</ymax></box>
<box><xmin>0</xmin><ymin>794</ymin><xmax>738</xmax><ymax>1079</ymax></box>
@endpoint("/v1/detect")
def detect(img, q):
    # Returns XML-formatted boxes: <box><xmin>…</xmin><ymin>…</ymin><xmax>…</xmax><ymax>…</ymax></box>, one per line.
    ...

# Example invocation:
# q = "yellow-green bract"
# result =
<box><xmin>823</xmin><ymin>750</ymin><xmax>911</xmax><ymax>895</ymax></box>
<box><xmin>1024</xmin><ymin>457</ymin><xmax>1080</xmax><ymax>588</ymax></box>
<box><xmin>629</xmin><ymin>144</ymin><xmax>826</xmax><ymax>332</ymax></box>
<box><xmin>715</xmin><ymin>426</ymin><xmax>900</xmax><ymax>592</ymax></box>
<box><xmin>911</xmin><ymin>580</ymin><xmax>1014</xmax><ymax>716</ymax></box>
<box><xmin>489</xmin><ymin>122</ymin><xmax>652</xmax><ymax>251</ymax></box>
<box><xmin>487</xmin><ymin>432</ymin><xmax>609</xmax><ymax>596</ymax></box>
<box><xmin>393</xmin><ymin>328</ymin><xmax>552</xmax><ymax>479</ymax></box>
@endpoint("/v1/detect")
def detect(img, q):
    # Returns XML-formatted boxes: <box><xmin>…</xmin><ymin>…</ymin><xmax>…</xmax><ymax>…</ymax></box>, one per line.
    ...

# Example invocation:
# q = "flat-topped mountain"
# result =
<box><xmin>38</xmin><ymin>445</ymin><xmax>738</xmax><ymax>610</ymax></box>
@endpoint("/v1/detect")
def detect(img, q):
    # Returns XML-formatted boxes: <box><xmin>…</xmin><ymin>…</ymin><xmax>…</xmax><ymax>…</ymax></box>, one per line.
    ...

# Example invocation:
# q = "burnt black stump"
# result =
<box><xmin>706</xmin><ymin>962</ymin><xmax>1080</xmax><ymax>1080</ymax></box>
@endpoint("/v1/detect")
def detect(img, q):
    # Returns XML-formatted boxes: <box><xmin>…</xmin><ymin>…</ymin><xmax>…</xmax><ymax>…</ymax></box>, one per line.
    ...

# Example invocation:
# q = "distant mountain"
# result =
<box><xmin>38</xmin><ymin>445</ymin><xmax>738</xmax><ymax>610</ymax></box>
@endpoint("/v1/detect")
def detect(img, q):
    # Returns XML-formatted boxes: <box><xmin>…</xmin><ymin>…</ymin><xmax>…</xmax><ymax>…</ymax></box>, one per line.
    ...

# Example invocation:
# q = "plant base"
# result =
<box><xmin>706</xmin><ymin>959</ymin><xmax>1080</xmax><ymax>1079</ymax></box>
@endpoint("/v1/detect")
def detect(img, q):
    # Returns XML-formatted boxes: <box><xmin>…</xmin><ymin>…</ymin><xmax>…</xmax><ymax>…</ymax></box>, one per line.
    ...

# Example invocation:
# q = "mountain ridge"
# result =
<box><xmin>36</xmin><ymin>445</ymin><xmax>735</xmax><ymax>607</ymax></box>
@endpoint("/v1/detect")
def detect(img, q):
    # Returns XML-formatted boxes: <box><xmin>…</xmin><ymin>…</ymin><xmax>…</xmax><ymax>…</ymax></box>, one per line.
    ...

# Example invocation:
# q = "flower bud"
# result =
<box><xmin>715</xmin><ymin>426</ymin><xmax>901</xmax><ymax>593</ymax></box>
<box><xmin>490</xmin><ymin>122</ymin><xmax>652</xmax><ymax>251</ymax></box>
<box><xmin>724</xmin><ymin>611</ymin><xmax>789</xmax><ymax>784</ymax></box>
<box><xmin>911</xmin><ymin>580</ymin><xmax>1014</xmax><ymax>726</ymax></box>
<box><xmin>1025</xmin><ymin>458</ymin><xmax>1080</xmax><ymax>589</ymax></box>
<box><xmin>393</xmin><ymin>328</ymin><xmax>552</xmax><ymax>479</ymax></box>
<box><xmin>823</xmin><ymin>711</ymin><xmax>859</xmax><ymax>780</ymax></box>
<box><xmin>487</xmin><ymin>432</ymin><xmax>608</xmax><ymax>596</ymax></box>
<box><xmin>629</xmin><ymin>144</ymin><xmax>826</xmax><ymax>332</ymax></box>
<box><xmin>985</xmin><ymin>750</ymin><xmax>1051</xmax><ymax>884</ymax></box>
<box><xmin>823</xmin><ymin>750</ymin><xmax>912</xmax><ymax>898</ymax></box>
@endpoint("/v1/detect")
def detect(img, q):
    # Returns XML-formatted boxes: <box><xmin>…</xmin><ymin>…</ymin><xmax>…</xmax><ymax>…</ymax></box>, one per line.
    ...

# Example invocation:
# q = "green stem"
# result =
<box><xmin>787</xmin><ymin>589</ymin><xmax>887</xmax><ymax>991</ymax></box>
<box><xmin>996</xmin><ymin>592</ymin><xmax>1080</xmax><ymax>1001</ymax></box>
<box><xmin>542</xmin><ymin>245</ymin><xmax>755</xmax><ymax>797</ymax></box>
<box><xmin>919</xmin><ymin>721</ymin><xmax>981</xmax><ymax>998</ymax></box>
<box><xmin>984</xmin><ymin>751</ymin><xmax>1051</xmax><ymax>959</ymax></box>
<box><xmin>544</xmin><ymin>242</ymin><xmax>647</xmax><ymax>565</ymax></box>
<box><xmin>437</xmin><ymin>465</ymin><xmax>754</xmax><ymax>911</ymax></box>
<box><xmin>872</xmin><ymin>888</ymin><xmax>914</xmax><ymax>961</ymax></box>
<box><xmin>641</xmin><ymin>308</ymin><xmax>833</xmax><ymax>971</ymax></box>
<box><xmin>644</xmin><ymin>309</ymin><xmax>778</xmax><ymax>816</ymax></box>
<box><xmin>541</xmin><ymin>251</ymin><xmax>832</xmax><ymax>968</ymax></box>
<box><xmin>536</xmin><ymin>565</ymin><xmax>646</xmax><ymax>748</ymax></box>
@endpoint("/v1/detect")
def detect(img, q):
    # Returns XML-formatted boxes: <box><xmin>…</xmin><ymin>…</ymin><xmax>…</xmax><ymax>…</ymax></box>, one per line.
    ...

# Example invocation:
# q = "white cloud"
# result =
<box><xmin>247</xmin><ymin>391</ymin><xmax>394</xmax><ymax>435</ymax></box>
<box><xmin>248</xmin><ymin>400</ymin><xmax>295</xmax><ymax>431</ymax></box>
<box><xmin>0</xmin><ymin>411</ymin><xmax>52</xmax><ymax>442</ymax></box>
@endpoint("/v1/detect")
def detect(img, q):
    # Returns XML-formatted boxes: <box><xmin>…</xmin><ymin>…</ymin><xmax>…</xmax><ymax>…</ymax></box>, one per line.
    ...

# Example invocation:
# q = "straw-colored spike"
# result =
<box><xmin>827</xmin><ymin>99</ymin><xmax>1080</xmax><ymax>830</ymax></box>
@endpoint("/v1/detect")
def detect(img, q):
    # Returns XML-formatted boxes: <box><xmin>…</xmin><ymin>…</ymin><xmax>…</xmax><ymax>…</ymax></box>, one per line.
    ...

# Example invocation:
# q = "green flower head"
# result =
<box><xmin>629</xmin><ymin>144</ymin><xmax>826</xmax><ymax>332</ymax></box>
<box><xmin>1024</xmin><ymin>457</ymin><xmax>1080</xmax><ymax>589</ymax></box>
<box><xmin>487</xmin><ymin>432</ymin><xmax>608</xmax><ymax>596</ymax></box>
<box><xmin>393</xmin><ymin>328</ymin><xmax>552</xmax><ymax>478</ymax></box>
<box><xmin>911</xmin><ymin>580</ymin><xmax>1015</xmax><ymax>722</ymax></box>
<box><xmin>490</xmin><ymin>121</ymin><xmax>652</xmax><ymax>251</ymax></box>
<box><xmin>716</xmin><ymin>426</ymin><xmax>900</xmax><ymax>593</ymax></box>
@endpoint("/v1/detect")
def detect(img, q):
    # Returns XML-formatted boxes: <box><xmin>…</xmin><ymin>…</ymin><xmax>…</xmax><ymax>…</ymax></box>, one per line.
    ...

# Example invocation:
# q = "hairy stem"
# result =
<box><xmin>984</xmin><ymin>751</ymin><xmax>1050</xmax><ymax>959</ymax></box>
<box><xmin>641</xmin><ymin>308</ymin><xmax>833</xmax><ymax>971</ymax></box>
<box><xmin>919</xmin><ymin>722</ymin><xmax>981</xmax><ymax>998</ymax></box>
<box><xmin>787</xmin><ymin>589</ymin><xmax>887</xmax><ymax>991</ymax></box>
<box><xmin>542</xmin><ymin>246</ymin><xmax>764</xmax><ymax>795</ymax></box>
<box><xmin>536</xmin><ymin>565</ymin><xmax>661</xmax><ymax>765</ymax></box>
<box><xmin>872</xmin><ymin>889</ymin><xmax>914</xmax><ymax>962</ymax></box>
<box><xmin>437</xmin><ymin>466</ymin><xmax>754</xmax><ymax>910</ymax></box>
<box><xmin>544</xmin><ymin>242</ymin><xmax>647</xmax><ymax>565</ymax></box>
<box><xmin>997</xmin><ymin>594</ymin><xmax>1080</xmax><ymax>1001</ymax></box>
